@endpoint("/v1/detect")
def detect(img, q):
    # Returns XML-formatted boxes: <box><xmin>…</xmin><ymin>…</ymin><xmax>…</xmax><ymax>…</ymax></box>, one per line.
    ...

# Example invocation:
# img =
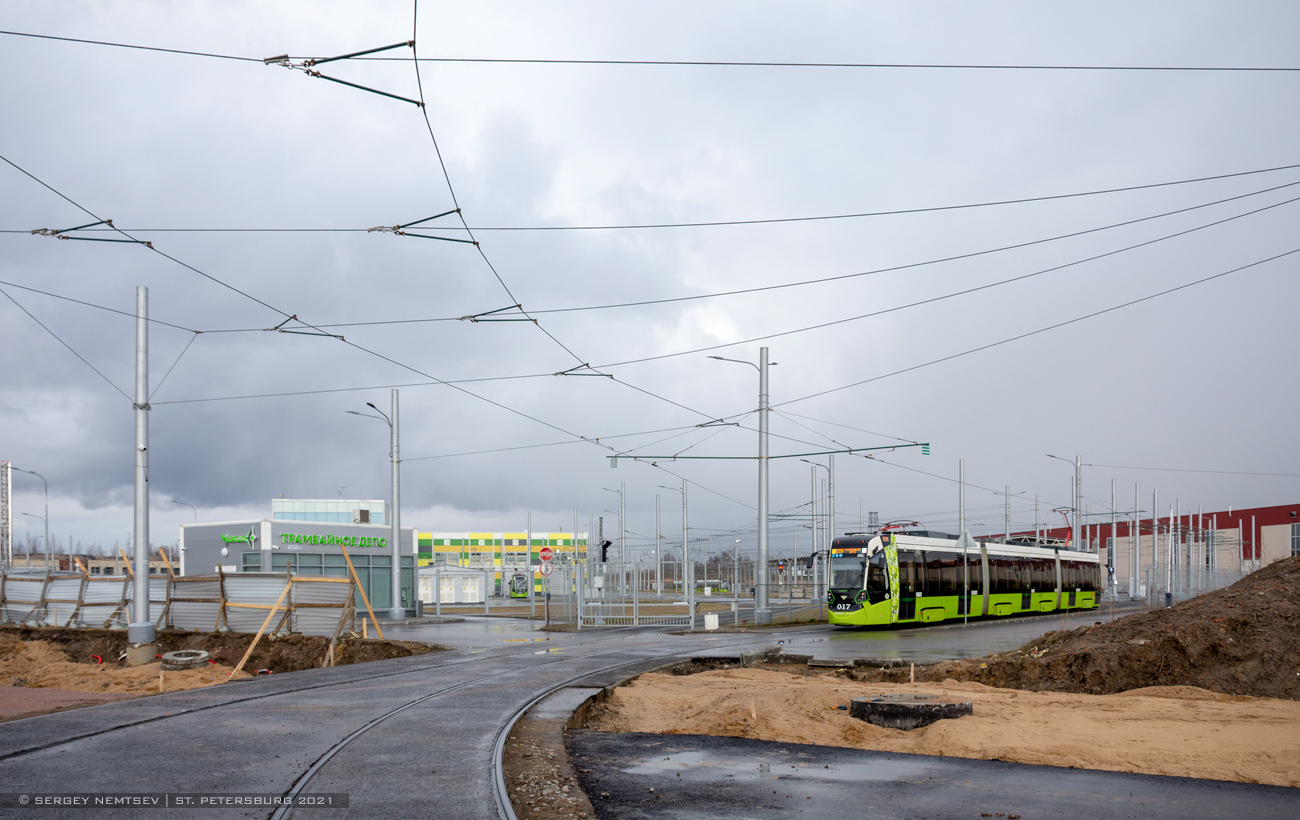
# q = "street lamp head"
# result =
<box><xmin>366</xmin><ymin>402</ymin><xmax>378</xmax><ymax>410</ymax></box>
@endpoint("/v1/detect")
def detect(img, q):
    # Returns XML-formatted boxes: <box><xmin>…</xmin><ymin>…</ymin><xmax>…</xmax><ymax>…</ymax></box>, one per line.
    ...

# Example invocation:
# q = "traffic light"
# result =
<box><xmin>601</xmin><ymin>540</ymin><xmax>612</xmax><ymax>561</ymax></box>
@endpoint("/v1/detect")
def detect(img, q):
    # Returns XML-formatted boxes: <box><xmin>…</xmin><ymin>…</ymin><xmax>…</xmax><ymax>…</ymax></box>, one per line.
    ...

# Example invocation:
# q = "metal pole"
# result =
<box><xmin>684</xmin><ymin>479</ymin><xmax>692</xmax><ymax>623</ymax></box>
<box><xmin>961</xmin><ymin>459</ymin><xmax>967</xmax><ymax>626</ymax></box>
<box><xmin>528</xmin><ymin>512</ymin><xmax>534</xmax><ymax>616</ymax></box>
<box><xmin>1004</xmin><ymin>485</ymin><xmax>1010</xmax><ymax>542</ymax></box>
<box><xmin>755</xmin><ymin>346</ymin><xmax>771</xmax><ymax>624</ymax></box>
<box><xmin>619</xmin><ymin>481</ymin><xmax>626</xmax><ymax>598</ymax></box>
<box><xmin>828</xmin><ymin>453</ymin><xmax>835</xmax><ymax>544</ymax></box>
<box><xmin>129</xmin><ymin>286</ymin><xmax>154</xmax><ymax>647</ymax></box>
<box><xmin>1132</xmin><ymin>482</ymin><xmax>1140</xmax><ymax>600</ymax></box>
<box><xmin>656</xmin><ymin>494</ymin><xmax>662</xmax><ymax>599</ymax></box>
<box><xmin>1073</xmin><ymin>456</ymin><xmax>1081</xmax><ymax>554</ymax></box>
<box><xmin>1170</xmin><ymin>504</ymin><xmax>1180</xmax><ymax>605</ymax></box>
<box><xmin>434</xmin><ymin>567</ymin><xmax>441</xmax><ymax>616</ymax></box>
<box><xmin>388</xmin><ymin>389</ymin><xmax>403</xmax><ymax>621</ymax></box>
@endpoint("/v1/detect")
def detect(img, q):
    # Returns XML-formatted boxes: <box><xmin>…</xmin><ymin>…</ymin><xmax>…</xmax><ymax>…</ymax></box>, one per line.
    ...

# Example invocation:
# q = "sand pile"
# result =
<box><xmin>584</xmin><ymin>669</ymin><xmax>1300</xmax><ymax>787</ymax></box>
<box><xmin>3</xmin><ymin>638</ymin><xmax>251</xmax><ymax>694</ymax></box>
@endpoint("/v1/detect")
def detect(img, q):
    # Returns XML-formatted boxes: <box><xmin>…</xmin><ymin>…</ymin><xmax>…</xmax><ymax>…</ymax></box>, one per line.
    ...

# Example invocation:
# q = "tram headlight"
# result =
<box><xmin>855</xmin><ymin>590</ymin><xmax>868</xmax><ymax>603</ymax></box>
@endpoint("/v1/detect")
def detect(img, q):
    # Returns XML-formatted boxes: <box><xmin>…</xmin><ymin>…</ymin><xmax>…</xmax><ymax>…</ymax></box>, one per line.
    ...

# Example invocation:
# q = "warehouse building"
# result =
<box><xmin>179</xmin><ymin>499</ymin><xmax>416</xmax><ymax>611</ymax></box>
<box><xmin>1033</xmin><ymin>502</ymin><xmax>1299</xmax><ymax>595</ymax></box>
<box><xmin>418</xmin><ymin>531</ymin><xmax>588</xmax><ymax>598</ymax></box>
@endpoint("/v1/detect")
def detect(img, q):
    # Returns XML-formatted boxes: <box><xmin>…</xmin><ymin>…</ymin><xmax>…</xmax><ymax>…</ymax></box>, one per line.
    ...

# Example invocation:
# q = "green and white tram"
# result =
<box><xmin>509</xmin><ymin>572</ymin><xmax>530</xmax><ymax>599</ymax></box>
<box><xmin>827</xmin><ymin>529</ymin><xmax>1100</xmax><ymax>627</ymax></box>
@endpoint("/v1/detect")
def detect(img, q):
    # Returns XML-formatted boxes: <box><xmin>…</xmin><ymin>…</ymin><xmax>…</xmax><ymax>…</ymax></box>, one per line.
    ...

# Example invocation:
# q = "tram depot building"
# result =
<box><xmin>1038</xmin><ymin>502</ymin><xmax>1300</xmax><ymax>594</ymax></box>
<box><xmin>179</xmin><ymin>498</ymin><xmax>416</xmax><ymax>612</ymax></box>
<box><xmin>416</xmin><ymin>531</ymin><xmax>588</xmax><ymax>603</ymax></box>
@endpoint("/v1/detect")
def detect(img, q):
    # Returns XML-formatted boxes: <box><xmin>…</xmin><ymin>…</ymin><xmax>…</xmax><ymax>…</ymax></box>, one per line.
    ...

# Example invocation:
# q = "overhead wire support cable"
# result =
<box><xmin>266</xmin><ymin>314</ymin><xmax>344</xmax><ymax>340</ymax></box>
<box><xmin>618</xmin><ymin>442</ymin><xmax>930</xmax><ymax>464</ymax></box>
<box><xmin>369</xmin><ymin>210</ymin><xmax>477</xmax><ymax>245</ymax></box>
<box><xmin>264</xmin><ymin>40</ymin><xmax>423</xmax><ymax>107</ymax></box>
<box><xmin>31</xmin><ymin>218</ymin><xmax>152</xmax><ymax>247</ymax></box>
<box><xmin>554</xmin><ymin>364</ymin><xmax>613</xmax><ymax>377</ymax></box>
<box><xmin>459</xmin><ymin>305</ymin><xmax>533</xmax><ymax>323</ymax></box>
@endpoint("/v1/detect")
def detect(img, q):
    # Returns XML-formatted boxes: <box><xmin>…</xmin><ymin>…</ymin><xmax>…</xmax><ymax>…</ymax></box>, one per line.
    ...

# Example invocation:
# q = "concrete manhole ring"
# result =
<box><xmin>850</xmin><ymin>694</ymin><xmax>973</xmax><ymax>730</ymax></box>
<box><xmin>160</xmin><ymin>649</ymin><xmax>210</xmax><ymax>671</ymax></box>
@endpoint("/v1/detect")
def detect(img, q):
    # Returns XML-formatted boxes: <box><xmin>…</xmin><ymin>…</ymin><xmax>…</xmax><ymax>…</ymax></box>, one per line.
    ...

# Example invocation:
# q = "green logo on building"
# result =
<box><xmin>221</xmin><ymin>527</ymin><xmax>258</xmax><ymax>546</ymax></box>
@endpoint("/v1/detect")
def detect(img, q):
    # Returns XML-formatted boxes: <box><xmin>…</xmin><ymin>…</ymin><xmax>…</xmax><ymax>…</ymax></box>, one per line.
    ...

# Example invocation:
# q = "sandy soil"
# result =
<box><xmin>0</xmin><ymin>639</ymin><xmax>255</xmax><ymax>721</ymax></box>
<box><xmin>0</xmin><ymin>627</ymin><xmax>441</xmax><ymax>722</ymax></box>
<box><xmin>584</xmin><ymin>668</ymin><xmax>1300</xmax><ymax>788</ymax></box>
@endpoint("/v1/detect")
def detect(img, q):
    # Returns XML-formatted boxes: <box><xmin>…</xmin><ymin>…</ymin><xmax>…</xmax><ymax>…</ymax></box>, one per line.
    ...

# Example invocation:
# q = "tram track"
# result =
<box><xmin>1</xmin><ymin>623</ymin><xmax>770</xmax><ymax>820</ymax></box>
<box><xmin>0</xmin><ymin>624</ymin><xmax>660</xmax><ymax>764</ymax></box>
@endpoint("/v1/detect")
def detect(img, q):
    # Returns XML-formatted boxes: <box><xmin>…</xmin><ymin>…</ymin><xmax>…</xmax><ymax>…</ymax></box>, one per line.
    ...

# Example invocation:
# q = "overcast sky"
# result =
<box><xmin>2</xmin><ymin>1</ymin><xmax>1297</xmax><ymax>561</ymax></box>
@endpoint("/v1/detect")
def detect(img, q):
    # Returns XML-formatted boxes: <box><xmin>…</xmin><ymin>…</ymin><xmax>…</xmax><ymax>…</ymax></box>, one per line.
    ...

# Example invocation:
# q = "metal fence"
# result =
<box><xmin>1141</xmin><ymin>562</ymin><xmax>1250</xmax><ymax>606</ymax></box>
<box><xmin>0</xmin><ymin>569</ymin><xmax>354</xmax><ymax>637</ymax></box>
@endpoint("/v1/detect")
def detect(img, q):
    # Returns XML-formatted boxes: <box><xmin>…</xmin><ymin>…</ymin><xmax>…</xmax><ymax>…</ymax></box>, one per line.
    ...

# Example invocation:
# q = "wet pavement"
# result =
<box><xmin>569</xmin><ymin>731</ymin><xmax>1298</xmax><ymax>819</ymax></box>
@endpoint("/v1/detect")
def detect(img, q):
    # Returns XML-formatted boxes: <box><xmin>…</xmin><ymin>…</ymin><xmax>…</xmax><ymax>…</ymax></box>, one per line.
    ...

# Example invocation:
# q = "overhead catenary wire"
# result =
<box><xmin>171</xmin><ymin>171</ymin><xmax>1296</xmax><ymax>334</ymax></box>
<box><xmin>6</xmin><ymin>29</ymin><xmax>1300</xmax><ymax>72</ymax></box>
<box><xmin>776</xmin><ymin>244</ymin><xmax>1300</xmax><ymax>408</ymax></box>
<box><xmin>0</xmin><ymin>286</ymin><xmax>132</xmax><ymax>401</ymax></box>
<box><xmin>592</xmin><ymin>186</ymin><xmax>1300</xmax><ymax>369</ymax></box>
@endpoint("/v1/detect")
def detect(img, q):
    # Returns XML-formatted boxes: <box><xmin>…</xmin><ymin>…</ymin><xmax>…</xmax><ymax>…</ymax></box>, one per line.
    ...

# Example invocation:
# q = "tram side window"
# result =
<box><xmin>925</xmin><ymin>550</ymin><xmax>960</xmax><ymax>595</ymax></box>
<box><xmin>1031</xmin><ymin>558</ymin><xmax>1053</xmax><ymax>590</ymax></box>
<box><xmin>966</xmin><ymin>556</ymin><xmax>982</xmax><ymax>593</ymax></box>
<box><xmin>897</xmin><ymin>551</ymin><xmax>921</xmax><ymax>596</ymax></box>
<box><xmin>990</xmin><ymin>557</ymin><xmax>1017</xmax><ymax>593</ymax></box>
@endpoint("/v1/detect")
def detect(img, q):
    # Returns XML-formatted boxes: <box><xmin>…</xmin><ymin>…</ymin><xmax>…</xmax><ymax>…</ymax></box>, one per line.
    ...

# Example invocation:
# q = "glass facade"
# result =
<box><xmin>271</xmin><ymin>498</ymin><xmax>385</xmax><ymax>525</ymax></box>
<box><xmin>270</xmin><ymin>551</ymin><xmax>414</xmax><ymax>609</ymax></box>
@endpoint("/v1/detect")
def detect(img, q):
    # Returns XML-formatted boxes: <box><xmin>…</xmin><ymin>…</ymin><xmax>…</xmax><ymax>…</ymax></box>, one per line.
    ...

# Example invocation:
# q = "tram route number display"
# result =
<box><xmin>539</xmin><ymin>547</ymin><xmax>554</xmax><ymax>562</ymax></box>
<box><xmin>539</xmin><ymin>562</ymin><xmax>554</xmax><ymax>576</ymax></box>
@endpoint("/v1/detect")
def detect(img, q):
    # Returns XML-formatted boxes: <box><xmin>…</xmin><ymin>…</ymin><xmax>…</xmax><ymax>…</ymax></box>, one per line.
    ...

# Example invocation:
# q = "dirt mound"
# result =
<box><xmin>864</xmin><ymin>557</ymin><xmax>1300</xmax><ymax>699</ymax></box>
<box><xmin>0</xmin><ymin>626</ymin><xmax>437</xmax><ymax>676</ymax></box>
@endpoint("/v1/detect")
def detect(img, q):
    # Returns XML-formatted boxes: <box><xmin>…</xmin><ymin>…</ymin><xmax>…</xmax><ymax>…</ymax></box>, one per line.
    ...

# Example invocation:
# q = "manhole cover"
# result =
<box><xmin>850</xmin><ymin>694</ymin><xmax>972</xmax><ymax>729</ymax></box>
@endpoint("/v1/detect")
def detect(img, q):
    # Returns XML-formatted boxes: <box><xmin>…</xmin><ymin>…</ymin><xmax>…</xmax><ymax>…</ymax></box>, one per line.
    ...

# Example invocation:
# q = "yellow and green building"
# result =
<box><xmin>417</xmin><ymin>531</ymin><xmax>588</xmax><ymax>595</ymax></box>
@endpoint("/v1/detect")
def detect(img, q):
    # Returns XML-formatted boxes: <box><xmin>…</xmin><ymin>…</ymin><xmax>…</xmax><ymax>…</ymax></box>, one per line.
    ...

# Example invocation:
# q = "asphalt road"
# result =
<box><xmin>569</xmin><ymin>731</ymin><xmax>1298</xmax><ymax>820</ymax></box>
<box><xmin>0</xmin><ymin>623</ymin><xmax>776</xmax><ymax>820</ymax></box>
<box><xmin>0</xmin><ymin>606</ymin><xmax>1273</xmax><ymax>820</ymax></box>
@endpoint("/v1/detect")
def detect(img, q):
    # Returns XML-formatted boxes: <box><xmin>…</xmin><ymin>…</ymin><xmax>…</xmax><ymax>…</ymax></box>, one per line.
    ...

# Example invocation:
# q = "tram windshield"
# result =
<box><xmin>830</xmin><ymin>554</ymin><xmax>865</xmax><ymax>589</ymax></box>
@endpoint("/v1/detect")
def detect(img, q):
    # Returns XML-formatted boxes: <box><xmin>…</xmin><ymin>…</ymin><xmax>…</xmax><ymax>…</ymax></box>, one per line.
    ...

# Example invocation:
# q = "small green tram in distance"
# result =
<box><xmin>509</xmin><ymin>572</ymin><xmax>530</xmax><ymax>599</ymax></box>
<box><xmin>827</xmin><ymin>528</ymin><xmax>1100</xmax><ymax>627</ymax></box>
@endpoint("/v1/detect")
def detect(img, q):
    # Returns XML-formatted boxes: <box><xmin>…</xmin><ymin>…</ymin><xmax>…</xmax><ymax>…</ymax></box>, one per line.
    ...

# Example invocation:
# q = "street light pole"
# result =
<box><xmin>708</xmin><ymin>348</ymin><xmax>773</xmax><ymax>624</ymax></box>
<box><xmin>171</xmin><ymin>499</ymin><xmax>197</xmax><ymax>522</ymax></box>
<box><xmin>657</xmin><ymin>481</ymin><xmax>690</xmax><ymax>619</ymax></box>
<box><xmin>1047</xmin><ymin>454</ymin><xmax>1082</xmax><ymax>552</ymax></box>
<box><xmin>347</xmin><ymin>389</ymin><xmax>404</xmax><ymax>621</ymax></box>
<box><xmin>130</xmin><ymin>285</ymin><xmax>154</xmax><ymax>650</ymax></box>
<box><xmin>13</xmin><ymin>468</ymin><xmax>48</xmax><ymax>569</ymax></box>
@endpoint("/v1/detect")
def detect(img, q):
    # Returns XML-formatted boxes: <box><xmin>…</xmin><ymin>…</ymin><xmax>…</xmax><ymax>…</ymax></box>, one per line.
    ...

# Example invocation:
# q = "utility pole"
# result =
<box><xmin>655</xmin><ymin>494</ymin><xmax>662</xmax><ymax>599</ymax></box>
<box><xmin>620</xmin><ymin>480</ymin><xmax>626</xmax><ymax>597</ymax></box>
<box><xmin>388</xmin><ymin>389</ymin><xmax>402</xmax><ymax>620</ymax></box>
<box><xmin>827</xmin><ymin>453</ymin><xmax>835</xmax><ymax>545</ymax></box>
<box><xmin>128</xmin><ymin>286</ymin><xmax>155</xmax><ymax>662</ymax></box>
<box><xmin>1004</xmin><ymin>485</ymin><xmax>1010</xmax><ymax>542</ymax></box>
<box><xmin>756</xmin><ymin>346</ymin><xmax>771</xmax><ymax>624</ymax></box>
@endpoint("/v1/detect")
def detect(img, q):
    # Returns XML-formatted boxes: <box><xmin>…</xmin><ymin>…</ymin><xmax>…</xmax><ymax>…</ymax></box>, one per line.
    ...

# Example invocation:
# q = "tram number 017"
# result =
<box><xmin>833</xmin><ymin>603</ymin><xmax>854</xmax><ymax>611</ymax></box>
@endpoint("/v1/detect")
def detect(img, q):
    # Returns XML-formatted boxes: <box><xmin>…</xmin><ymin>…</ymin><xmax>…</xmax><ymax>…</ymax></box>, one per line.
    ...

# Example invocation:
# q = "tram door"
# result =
<box><xmin>897</xmin><ymin>551</ymin><xmax>920</xmax><ymax>621</ymax></box>
<box><xmin>1020</xmin><ymin>559</ymin><xmax>1033</xmax><ymax>610</ymax></box>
